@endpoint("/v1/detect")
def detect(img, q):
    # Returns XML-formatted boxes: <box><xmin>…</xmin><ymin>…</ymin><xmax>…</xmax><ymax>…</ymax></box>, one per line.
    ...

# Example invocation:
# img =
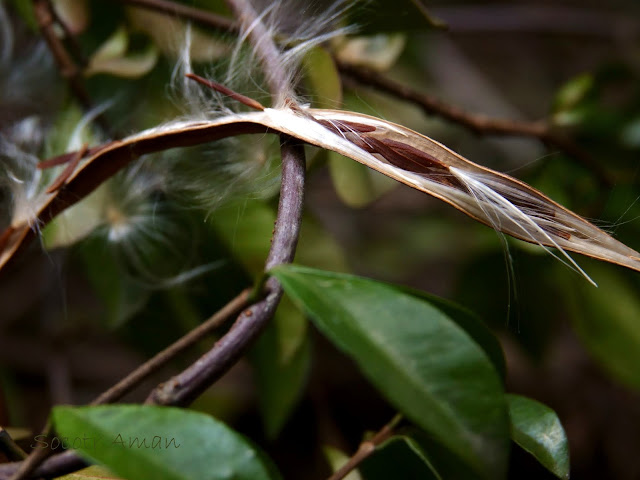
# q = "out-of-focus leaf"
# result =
<box><xmin>328</xmin><ymin>152</ymin><xmax>397</xmax><ymax>208</ymax></box>
<box><xmin>209</xmin><ymin>200</ymin><xmax>277</xmax><ymax>275</ymax></box>
<box><xmin>270</xmin><ymin>265</ymin><xmax>510</xmax><ymax>480</ymax></box>
<box><xmin>8</xmin><ymin>0</ymin><xmax>37</xmax><ymax>30</ymax></box>
<box><xmin>78</xmin><ymin>235</ymin><xmax>149</xmax><ymax>328</ymax></box>
<box><xmin>56</xmin><ymin>466</ymin><xmax>122</xmax><ymax>480</ymax></box>
<box><xmin>552</xmin><ymin>73</ymin><xmax>594</xmax><ymax>113</ymax></box>
<box><xmin>211</xmin><ymin>199</ymin><xmax>347</xmax><ymax>275</ymax></box>
<box><xmin>507</xmin><ymin>394</ymin><xmax>570</xmax><ymax>479</ymax></box>
<box><xmin>52</xmin><ymin>405</ymin><xmax>282</xmax><ymax>480</ymax></box>
<box><xmin>249</xmin><ymin>295</ymin><xmax>311</xmax><ymax>438</ymax></box>
<box><xmin>620</xmin><ymin>117</ymin><xmax>640</xmax><ymax>148</ymax></box>
<box><xmin>52</xmin><ymin>0</ymin><xmax>89</xmax><ymax>34</ymax></box>
<box><xmin>323</xmin><ymin>446</ymin><xmax>363</xmax><ymax>480</ymax></box>
<box><xmin>359</xmin><ymin>435</ymin><xmax>440</xmax><ymax>480</ymax></box>
<box><xmin>86</xmin><ymin>27</ymin><xmax>158</xmax><ymax>78</ymax></box>
<box><xmin>563</xmin><ymin>263</ymin><xmax>640</xmax><ymax>390</ymax></box>
<box><xmin>303</xmin><ymin>46</ymin><xmax>342</xmax><ymax>108</ymax></box>
<box><xmin>42</xmin><ymin>184</ymin><xmax>108</xmax><ymax>249</ymax></box>
<box><xmin>334</xmin><ymin>34</ymin><xmax>406</xmax><ymax>71</ymax></box>
<box><xmin>348</xmin><ymin>0</ymin><xmax>446</xmax><ymax>33</ymax></box>
<box><xmin>88</xmin><ymin>26</ymin><xmax>129</xmax><ymax>65</ymax></box>
<box><xmin>86</xmin><ymin>46</ymin><xmax>158</xmax><ymax>78</ymax></box>
<box><xmin>127</xmin><ymin>8</ymin><xmax>229</xmax><ymax>61</ymax></box>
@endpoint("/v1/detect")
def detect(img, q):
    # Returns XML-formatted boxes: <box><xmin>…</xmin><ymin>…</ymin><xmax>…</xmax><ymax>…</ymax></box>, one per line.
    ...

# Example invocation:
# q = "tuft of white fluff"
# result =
<box><xmin>0</xmin><ymin>119</ymin><xmax>46</xmax><ymax>231</ymax></box>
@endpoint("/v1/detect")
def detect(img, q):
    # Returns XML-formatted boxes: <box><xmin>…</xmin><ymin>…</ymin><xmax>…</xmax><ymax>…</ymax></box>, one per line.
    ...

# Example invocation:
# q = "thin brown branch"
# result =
<box><xmin>0</xmin><ymin>451</ymin><xmax>85</xmax><ymax>480</ymax></box>
<box><xmin>0</xmin><ymin>428</ymin><xmax>27</xmax><ymax>462</ymax></box>
<box><xmin>46</xmin><ymin>0</ymin><xmax>88</xmax><ymax>67</ymax></box>
<box><xmin>6</xmin><ymin>423</ymin><xmax>52</xmax><ymax>480</ymax></box>
<box><xmin>33</xmin><ymin>0</ymin><xmax>112</xmax><ymax>136</ymax></box>
<box><xmin>337</xmin><ymin>61</ymin><xmax>613</xmax><ymax>187</ymax></box>
<box><xmin>327</xmin><ymin>414</ymin><xmax>403</xmax><ymax>480</ymax></box>
<box><xmin>92</xmin><ymin>288</ymin><xmax>251</xmax><ymax>405</ymax></box>
<box><xmin>33</xmin><ymin>0</ymin><xmax>88</xmax><ymax>105</ymax></box>
<box><xmin>113</xmin><ymin>0</ymin><xmax>237</xmax><ymax>33</ymax></box>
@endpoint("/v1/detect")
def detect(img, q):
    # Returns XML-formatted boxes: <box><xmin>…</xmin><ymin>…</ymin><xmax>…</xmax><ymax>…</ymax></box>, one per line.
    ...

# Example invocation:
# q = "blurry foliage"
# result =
<box><xmin>1</xmin><ymin>0</ymin><xmax>640</xmax><ymax>479</ymax></box>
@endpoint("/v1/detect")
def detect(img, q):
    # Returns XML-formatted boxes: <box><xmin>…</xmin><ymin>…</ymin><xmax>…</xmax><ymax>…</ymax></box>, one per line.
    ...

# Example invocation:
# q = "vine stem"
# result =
<box><xmin>145</xmin><ymin>0</ymin><xmax>306</xmax><ymax>406</ymax></box>
<box><xmin>327</xmin><ymin>414</ymin><xmax>403</xmax><ymax>480</ymax></box>
<box><xmin>146</xmin><ymin>138</ymin><xmax>305</xmax><ymax>406</ymax></box>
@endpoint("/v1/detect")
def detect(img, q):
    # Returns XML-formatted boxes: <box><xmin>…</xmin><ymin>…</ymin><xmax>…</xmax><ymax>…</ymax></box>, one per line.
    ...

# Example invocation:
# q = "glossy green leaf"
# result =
<box><xmin>270</xmin><ymin>265</ymin><xmax>510</xmax><ymax>479</ymax></box>
<box><xmin>249</xmin><ymin>295</ymin><xmax>311</xmax><ymax>438</ymax></box>
<box><xmin>397</xmin><ymin>285</ymin><xmax>506</xmax><ymax>380</ymax></box>
<box><xmin>359</xmin><ymin>436</ymin><xmax>440</xmax><ymax>480</ymax></box>
<box><xmin>394</xmin><ymin>429</ymin><xmax>484</xmax><ymax>480</ymax></box>
<box><xmin>52</xmin><ymin>405</ymin><xmax>281</xmax><ymax>480</ymax></box>
<box><xmin>507</xmin><ymin>394</ymin><xmax>570</xmax><ymax>479</ymax></box>
<box><xmin>563</xmin><ymin>264</ymin><xmax>640</xmax><ymax>390</ymax></box>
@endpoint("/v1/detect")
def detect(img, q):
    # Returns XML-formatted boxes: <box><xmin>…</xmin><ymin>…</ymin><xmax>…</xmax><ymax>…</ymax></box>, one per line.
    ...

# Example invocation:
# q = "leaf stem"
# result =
<box><xmin>327</xmin><ymin>414</ymin><xmax>403</xmax><ymax>480</ymax></box>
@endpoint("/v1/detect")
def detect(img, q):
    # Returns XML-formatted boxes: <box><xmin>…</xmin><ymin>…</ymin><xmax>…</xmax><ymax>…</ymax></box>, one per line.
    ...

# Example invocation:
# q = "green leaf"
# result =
<box><xmin>56</xmin><ymin>465</ymin><xmax>122</xmax><ymax>480</ymax></box>
<box><xmin>302</xmin><ymin>46</ymin><xmax>342</xmax><ymax>109</ymax></box>
<box><xmin>86</xmin><ymin>27</ymin><xmax>158</xmax><ymax>78</ymax></box>
<box><xmin>348</xmin><ymin>0</ymin><xmax>446</xmax><ymax>33</ymax></box>
<box><xmin>211</xmin><ymin>200</ymin><xmax>348</xmax><ymax>275</ymax></box>
<box><xmin>52</xmin><ymin>405</ymin><xmax>281</xmax><ymax>480</ymax></box>
<box><xmin>359</xmin><ymin>436</ymin><xmax>440</xmax><ymax>480</ymax></box>
<box><xmin>507</xmin><ymin>394</ymin><xmax>570</xmax><ymax>479</ymax></box>
<box><xmin>270</xmin><ymin>265</ymin><xmax>510</xmax><ymax>479</ymax></box>
<box><xmin>249</xmin><ymin>296</ymin><xmax>311</xmax><ymax>438</ymax></box>
<box><xmin>8</xmin><ymin>0</ymin><xmax>37</xmax><ymax>30</ymax></box>
<box><xmin>79</xmin><ymin>235</ymin><xmax>149</xmax><ymax>328</ymax></box>
<box><xmin>86</xmin><ymin>46</ymin><xmax>159</xmax><ymax>78</ymax></box>
<box><xmin>90</xmin><ymin>26</ymin><xmax>129</xmax><ymax>63</ymax></box>
<box><xmin>328</xmin><ymin>152</ymin><xmax>397</xmax><ymax>208</ymax></box>
<box><xmin>334</xmin><ymin>34</ymin><xmax>406</xmax><ymax>71</ymax></box>
<box><xmin>396</xmin><ymin>285</ymin><xmax>506</xmax><ymax>380</ymax></box>
<box><xmin>393</xmin><ymin>430</ymin><xmax>484</xmax><ymax>480</ymax></box>
<box><xmin>563</xmin><ymin>263</ymin><xmax>640</xmax><ymax>390</ymax></box>
<box><xmin>553</xmin><ymin>73</ymin><xmax>594</xmax><ymax>113</ymax></box>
